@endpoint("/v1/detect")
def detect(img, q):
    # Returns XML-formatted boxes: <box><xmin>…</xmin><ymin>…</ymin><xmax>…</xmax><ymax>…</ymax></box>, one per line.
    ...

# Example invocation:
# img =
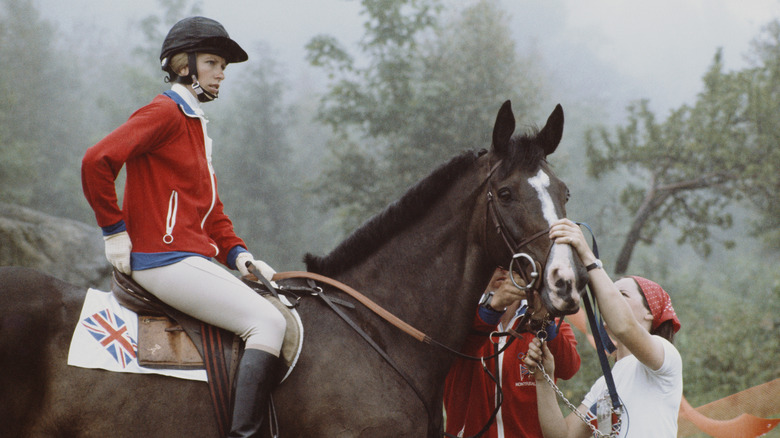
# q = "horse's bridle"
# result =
<box><xmin>484</xmin><ymin>158</ymin><xmax>551</xmax><ymax>292</ymax></box>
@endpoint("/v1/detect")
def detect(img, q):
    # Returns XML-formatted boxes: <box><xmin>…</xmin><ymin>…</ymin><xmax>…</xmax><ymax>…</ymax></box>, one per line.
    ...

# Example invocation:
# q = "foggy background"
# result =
<box><xmin>41</xmin><ymin>0</ymin><xmax>775</xmax><ymax>116</ymax></box>
<box><xmin>3</xmin><ymin>0</ymin><xmax>779</xmax><ymax>435</ymax></box>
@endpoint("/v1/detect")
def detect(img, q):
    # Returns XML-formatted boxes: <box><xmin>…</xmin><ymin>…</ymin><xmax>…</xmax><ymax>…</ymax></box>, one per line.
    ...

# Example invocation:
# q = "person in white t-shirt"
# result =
<box><xmin>524</xmin><ymin>218</ymin><xmax>683</xmax><ymax>438</ymax></box>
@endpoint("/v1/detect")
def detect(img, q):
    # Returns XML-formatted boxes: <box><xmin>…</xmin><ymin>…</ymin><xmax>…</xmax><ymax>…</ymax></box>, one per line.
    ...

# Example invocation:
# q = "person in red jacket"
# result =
<box><xmin>444</xmin><ymin>268</ymin><xmax>581</xmax><ymax>437</ymax></box>
<box><xmin>81</xmin><ymin>17</ymin><xmax>284</xmax><ymax>437</ymax></box>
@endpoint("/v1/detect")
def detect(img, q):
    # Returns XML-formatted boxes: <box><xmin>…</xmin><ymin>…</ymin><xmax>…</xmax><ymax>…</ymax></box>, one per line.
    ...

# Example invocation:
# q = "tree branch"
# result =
<box><xmin>655</xmin><ymin>171</ymin><xmax>734</xmax><ymax>193</ymax></box>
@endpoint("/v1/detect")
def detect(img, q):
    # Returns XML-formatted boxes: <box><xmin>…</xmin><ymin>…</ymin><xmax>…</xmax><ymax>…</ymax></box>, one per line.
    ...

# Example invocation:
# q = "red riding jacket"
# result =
<box><xmin>444</xmin><ymin>309</ymin><xmax>580</xmax><ymax>437</ymax></box>
<box><xmin>81</xmin><ymin>87</ymin><xmax>246</xmax><ymax>269</ymax></box>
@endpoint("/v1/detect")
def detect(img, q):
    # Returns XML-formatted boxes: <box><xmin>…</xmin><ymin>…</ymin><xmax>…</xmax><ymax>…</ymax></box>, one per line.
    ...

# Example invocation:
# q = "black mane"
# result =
<box><xmin>304</xmin><ymin>129</ymin><xmax>549</xmax><ymax>277</ymax></box>
<box><xmin>304</xmin><ymin>150</ymin><xmax>480</xmax><ymax>276</ymax></box>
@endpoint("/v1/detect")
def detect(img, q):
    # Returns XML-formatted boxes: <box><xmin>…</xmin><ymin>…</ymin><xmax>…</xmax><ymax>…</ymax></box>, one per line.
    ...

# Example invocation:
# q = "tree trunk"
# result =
<box><xmin>614</xmin><ymin>189</ymin><xmax>669</xmax><ymax>275</ymax></box>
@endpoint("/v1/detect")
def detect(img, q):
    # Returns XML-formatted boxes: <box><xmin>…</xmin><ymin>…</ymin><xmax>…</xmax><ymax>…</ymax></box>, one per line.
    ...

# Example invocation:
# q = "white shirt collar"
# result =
<box><xmin>170</xmin><ymin>83</ymin><xmax>205</xmax><ymax>117</ymax></box>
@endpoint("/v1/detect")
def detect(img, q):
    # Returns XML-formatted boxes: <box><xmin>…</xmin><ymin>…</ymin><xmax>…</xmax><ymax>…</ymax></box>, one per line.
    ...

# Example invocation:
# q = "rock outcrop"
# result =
<box><xmin>0</xmin><ymin>203</ymin><xmax>109</xmax><ymax>288</ymax></box>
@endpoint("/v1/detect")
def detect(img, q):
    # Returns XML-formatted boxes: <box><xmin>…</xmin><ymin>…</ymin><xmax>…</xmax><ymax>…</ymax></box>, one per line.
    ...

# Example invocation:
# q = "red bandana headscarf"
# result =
<box><xmin>629</xmin><ymin>276</ymin><xmax>681</xmax><ymax>333</ymax></box>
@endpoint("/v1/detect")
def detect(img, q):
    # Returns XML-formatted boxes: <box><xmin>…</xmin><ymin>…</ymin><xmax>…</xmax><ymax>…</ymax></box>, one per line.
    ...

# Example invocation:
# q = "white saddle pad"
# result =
<box><xmin>67</xmin><ymin>288</ymin><xmax>207</xmax><ymax>381</ymax></box>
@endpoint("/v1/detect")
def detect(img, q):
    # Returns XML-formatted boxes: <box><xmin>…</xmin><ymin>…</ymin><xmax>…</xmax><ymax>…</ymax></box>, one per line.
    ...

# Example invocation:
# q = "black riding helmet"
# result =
<box><xmin>160</xmin><ymin>17</ymin><xmax>248</xmax><ymax>101</ymax></box>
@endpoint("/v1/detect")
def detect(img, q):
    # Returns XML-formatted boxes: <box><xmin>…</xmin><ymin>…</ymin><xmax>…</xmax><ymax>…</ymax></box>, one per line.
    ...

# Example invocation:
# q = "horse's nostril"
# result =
<box><xmin>563</xmin><ymin>297</ymin><xmax>580</xmax><ymax>313</ymax></box>
<box><xmin>554</xmin><ymin>278</ymin><xmax>572</xmax><ymax>292</ymax></box>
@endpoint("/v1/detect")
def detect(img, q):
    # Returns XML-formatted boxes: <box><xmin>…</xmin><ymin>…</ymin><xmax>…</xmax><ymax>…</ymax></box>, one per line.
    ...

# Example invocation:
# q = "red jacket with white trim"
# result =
<box><xmin>444</xmin><ymin>311</ymin><xmax>580</xmax><ymax>437</ymax></box>
<box><xmin>81</xmin><ymin>91</ymin><xmax>246</xmax><ymax>267</ymax></box>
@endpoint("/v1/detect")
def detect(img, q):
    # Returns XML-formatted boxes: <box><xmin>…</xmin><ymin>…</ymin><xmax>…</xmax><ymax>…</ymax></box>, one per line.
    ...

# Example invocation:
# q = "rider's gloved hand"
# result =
<box><xmin>104</xmin><ymin>231</ymin><xmax>132</xmax><ymax>274</ymax></box>
<box><xmin>235</xmin><ymin>252</ymin><xmax>277</xmax><ymax>282</ymax></box>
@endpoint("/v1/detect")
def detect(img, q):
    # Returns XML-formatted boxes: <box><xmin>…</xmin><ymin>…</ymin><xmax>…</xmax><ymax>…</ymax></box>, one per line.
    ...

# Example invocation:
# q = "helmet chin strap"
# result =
<box><xmin>191</xmin><ymin>76</ymin><xmax>218</xmax><ymax>102</ymax></box>
<box><xmin>187</xmin><ymin>52</ymin><xmax>217</xmax><ymax>102</ymax></box>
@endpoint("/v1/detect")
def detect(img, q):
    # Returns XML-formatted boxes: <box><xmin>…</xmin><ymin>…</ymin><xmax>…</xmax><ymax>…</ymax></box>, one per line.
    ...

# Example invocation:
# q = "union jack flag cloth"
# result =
<box><xmin>81</xmin><ymin>308</ymin><xmax>137</xmax><ymax>368</ymax></box>
<box><xmin>67</xmin><ymin>288</ymin><xmax>207</xmax><ymax>381</ymax></box>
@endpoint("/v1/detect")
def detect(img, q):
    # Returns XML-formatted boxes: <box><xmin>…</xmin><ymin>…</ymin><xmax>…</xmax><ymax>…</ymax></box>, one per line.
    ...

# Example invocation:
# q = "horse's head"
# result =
<box><xmin>484</xmin><ymin>100</ymin><xmax>587</xmax><ymax>317</ymax></box>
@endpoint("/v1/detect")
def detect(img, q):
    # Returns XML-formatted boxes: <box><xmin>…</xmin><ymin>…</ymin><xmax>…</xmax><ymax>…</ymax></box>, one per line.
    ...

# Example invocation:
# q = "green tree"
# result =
<box><xmin>673</xmin><ymin>263</ymin><xmax>780</xmax><ymax>407</ymax></box>
<box><xmin>585</xmin><ymin>22</ymin><xmax>780</xmax><ymax>273</ymax></box>
<box><xmin>0</xmin><ymin>0</ymin><xmax>52</xmax><ymax>205</ymax></box>
<box><xmin>739</xmin><ymin>19</ymin><xmax>780</xmax><ymax>247</ymax></box>
<box><xmin>305</xmin><ymin>0</ymin><xmax>441</xmax><ymax>232</ymax></box>
<box><xmin>307</xmin><ymin>0</ymin><xmax>544</xmax><ymax>234</ymax></box>
<box><xmin>0</xmin><ymin>0</ymin><xmax>91</xmax><ymax>219</ymax></box>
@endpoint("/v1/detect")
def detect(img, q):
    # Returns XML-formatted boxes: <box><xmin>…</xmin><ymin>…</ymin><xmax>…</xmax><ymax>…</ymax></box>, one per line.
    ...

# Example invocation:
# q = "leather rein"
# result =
<box><xmin>273</xmin><ymin>270</ymin><xmax>429</xmax><ymax>342</ymax></box>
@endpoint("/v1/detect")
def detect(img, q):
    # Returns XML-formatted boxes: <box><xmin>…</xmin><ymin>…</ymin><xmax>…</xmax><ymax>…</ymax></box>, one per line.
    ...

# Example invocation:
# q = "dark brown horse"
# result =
<box><xmin>0</xmin><ymin>101</ymin><xmax>587</xmax><ymax>437</ymax></box>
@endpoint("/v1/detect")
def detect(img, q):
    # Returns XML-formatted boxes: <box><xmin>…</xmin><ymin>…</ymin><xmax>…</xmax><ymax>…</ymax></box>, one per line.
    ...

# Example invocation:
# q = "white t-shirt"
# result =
<box><xmin>581</xmin><ymin>337</ymin><xmax>683</xmax><ymax>438</ymax></box>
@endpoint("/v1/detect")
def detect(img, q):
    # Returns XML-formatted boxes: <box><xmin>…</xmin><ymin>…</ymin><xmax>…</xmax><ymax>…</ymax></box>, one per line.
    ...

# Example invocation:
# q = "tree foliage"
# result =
<box><xmin>0</xmin><ymin>0</ymin><xmax>205</xmax><ymax>223</ymax></box>
<box><xmin>0</xmin><ymin>0</ymin><xmax>94</xmax><ymax>219</ymax></box>
<box><xmin>674</xmin><ymin>264</ymin><xmax>780</xmax><ymax>406</ymax></box>
<box><xmin>739</xmin><ymin>20</ymin><xmax>780</xmax><ymax>247</ymax></box>
<box><xmin>306</xmin><ymin>0</ymin><xmax>543</xmax><ymax>234</ymax></box>
<box><xmin>0</xmin><ymin>0</ymin><xmax>55</xmax><ymax>204</ymax></box>
<box><xmin>585</xmin><ymin>20</ymin><xmax>780</xmax><ymax>273</ymax></box>
<box><xmin>211</xmin><ymin>46</ymin><xmax>310</xmax><ymax>269</ymax></box>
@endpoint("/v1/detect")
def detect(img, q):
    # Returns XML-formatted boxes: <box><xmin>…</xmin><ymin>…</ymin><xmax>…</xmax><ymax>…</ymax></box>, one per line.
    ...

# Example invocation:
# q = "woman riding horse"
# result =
<box><xmin>2</xmin><ymin>98</ymin><xmax>586</xmax><ymax>436</ymax></box>
<box><xmin>81</xmin><ymin>16</ymin><xmax>284</xmax><ymax>437</ymax></box>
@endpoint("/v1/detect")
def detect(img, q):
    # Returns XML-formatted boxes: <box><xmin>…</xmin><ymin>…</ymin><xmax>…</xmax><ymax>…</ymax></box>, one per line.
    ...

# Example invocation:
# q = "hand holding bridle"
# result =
<box><xmin>489</xmin><ymin>269</ymin><xmax>528</xmax><ymax>310</ymax></box>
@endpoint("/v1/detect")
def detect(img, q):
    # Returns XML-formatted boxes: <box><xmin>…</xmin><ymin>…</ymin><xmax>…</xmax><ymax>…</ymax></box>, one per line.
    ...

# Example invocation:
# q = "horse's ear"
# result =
<box><xmin>538</xmin><ymin>104</ymin><xmax>564</xmax><ymax>156</ymax></box>
<box><xmin>491</xmin><ymin>100</ymin><xmax>515</xmax><ymax>156</ymax></box>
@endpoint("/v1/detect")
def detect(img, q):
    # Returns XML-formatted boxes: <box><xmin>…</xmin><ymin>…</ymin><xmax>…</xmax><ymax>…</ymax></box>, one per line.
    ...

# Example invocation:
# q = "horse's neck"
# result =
<box><xmin>339</xmin><ymin>165</ymin><xmax>492</xmax><ymax>343</ymax></box>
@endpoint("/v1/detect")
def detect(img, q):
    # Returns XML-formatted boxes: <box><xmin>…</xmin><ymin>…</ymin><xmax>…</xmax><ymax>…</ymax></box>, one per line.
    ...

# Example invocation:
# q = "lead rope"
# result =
<box><xmin>535</xmin><ymin>363</ymin><xmax>616</xmax><ymax>437</ymax></box>
<box><xmin>533</xmin><ymin>330</ymin><xmax>621</xmax><ymax>438</ymax></box>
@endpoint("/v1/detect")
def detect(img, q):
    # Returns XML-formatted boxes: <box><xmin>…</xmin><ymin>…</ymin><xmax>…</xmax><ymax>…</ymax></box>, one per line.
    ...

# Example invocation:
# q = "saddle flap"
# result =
<box><xmin>137</xmin><ymin>315</ymin><xmax>204</xmax><ymax>369</ymax></box>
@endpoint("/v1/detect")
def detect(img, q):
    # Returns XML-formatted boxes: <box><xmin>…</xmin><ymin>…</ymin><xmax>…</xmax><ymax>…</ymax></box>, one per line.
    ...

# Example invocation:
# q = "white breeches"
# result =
<box><xmin>132</xmin><ymin>256</ymin><xmax>286</xmax><ymax>357</ymax></box>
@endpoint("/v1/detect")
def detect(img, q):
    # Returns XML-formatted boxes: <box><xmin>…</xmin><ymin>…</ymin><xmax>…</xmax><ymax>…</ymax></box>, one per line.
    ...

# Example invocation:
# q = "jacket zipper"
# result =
<box><xmin>163</xmin><ymin>190</ymin><xmax>178</xmax><ymax>244</ymax></box>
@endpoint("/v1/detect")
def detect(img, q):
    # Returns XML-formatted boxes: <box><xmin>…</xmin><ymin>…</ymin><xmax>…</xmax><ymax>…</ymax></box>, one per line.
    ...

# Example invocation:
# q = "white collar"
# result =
<box><xmin>170</xmin><ymin>83</ymin><xmax>205</xmax><ymax>117</ymax></box>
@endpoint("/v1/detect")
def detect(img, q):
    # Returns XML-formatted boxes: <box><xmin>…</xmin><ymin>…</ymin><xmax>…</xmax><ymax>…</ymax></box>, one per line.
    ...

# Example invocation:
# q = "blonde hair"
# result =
<box><xmin>169</xmin><ymin>52</ymin><xmax>189</xmax><ymax>77</ymax></box>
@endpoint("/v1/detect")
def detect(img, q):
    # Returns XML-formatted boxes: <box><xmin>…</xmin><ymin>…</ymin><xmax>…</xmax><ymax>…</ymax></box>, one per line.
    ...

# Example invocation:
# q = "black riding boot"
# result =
<box><xmin>228</xmin><ymin>349</ymin><xmax>280</xmax><ymax>438</ymax></box>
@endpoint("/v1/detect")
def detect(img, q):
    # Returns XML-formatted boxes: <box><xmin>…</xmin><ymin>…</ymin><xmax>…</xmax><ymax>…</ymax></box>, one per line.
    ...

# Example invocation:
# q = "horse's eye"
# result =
<box><xmin>497</xmin><ymin>187</ymin><xmax>512</xmax><ymax>202</ymax></box>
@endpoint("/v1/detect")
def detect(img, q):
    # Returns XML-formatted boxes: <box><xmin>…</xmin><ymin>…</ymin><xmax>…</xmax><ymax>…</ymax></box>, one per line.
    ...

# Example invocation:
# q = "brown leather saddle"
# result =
<box><xmin>111</xmin><ymin>269</ymin><xmax>303</xmax><ymax>374</ymax></box>
<box><xmin>111</xmin><ymin>269</ymin><xmax>239</xmax><ymax>371</ymax></box>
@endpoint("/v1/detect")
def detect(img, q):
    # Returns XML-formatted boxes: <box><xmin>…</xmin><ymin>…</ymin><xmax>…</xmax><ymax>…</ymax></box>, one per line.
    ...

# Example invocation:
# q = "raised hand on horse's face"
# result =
<box><xmin>489</xmin><ymin>268</ymin><xmax>552</xmax><ymax>331</ymax></box>
<box><xmin>549</xmin><ymin>218</ymin><xmax>598</xmax><ymax>268</ymax></box>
